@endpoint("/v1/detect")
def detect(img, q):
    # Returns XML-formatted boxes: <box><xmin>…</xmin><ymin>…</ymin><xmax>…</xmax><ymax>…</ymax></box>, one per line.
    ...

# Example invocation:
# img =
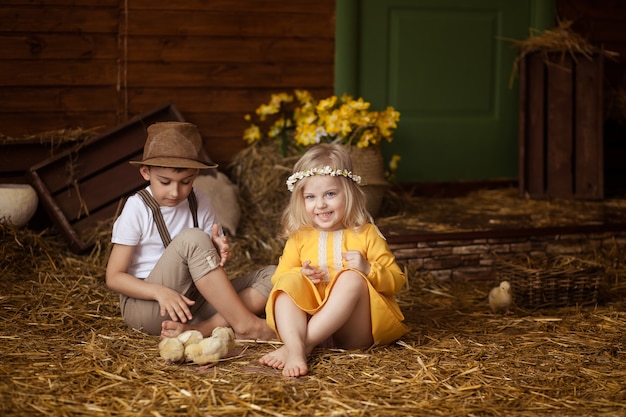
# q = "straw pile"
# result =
<box><xmin>509</xmin><ymin>20</ymin><xmax>618</xmax><ymax>61</ymax></box>
<box><xmin>375</xmin><ymin>187</ymin><xmax>626</xmax><ymax>234</ymax></box>
<box><xmin>505</xmin><ymin>19</ymin><xmax>619</xmax><ymax>88</ymax></box>
<box><xmin>1</xmin><ymin>221</ymin><xmax>626</xmax><ymax>416</ymax></box>
<box><xmin>1</xmin><ymin>141</ymin><xmax>626</xmax><ymax>416</ymax></box>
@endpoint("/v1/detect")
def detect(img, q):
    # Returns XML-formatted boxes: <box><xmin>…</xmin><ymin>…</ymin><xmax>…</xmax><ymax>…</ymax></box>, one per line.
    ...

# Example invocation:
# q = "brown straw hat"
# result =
<box><xmin>129</xmin><ymin>121</ymin><xmax>218</xmax><ymax>169</ymax></box>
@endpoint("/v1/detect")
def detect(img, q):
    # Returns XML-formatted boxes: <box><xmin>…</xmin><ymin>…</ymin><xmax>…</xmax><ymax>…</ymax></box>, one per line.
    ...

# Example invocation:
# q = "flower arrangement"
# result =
<box><xmin>243</xmin><ymin>90</ymin><xmax>401</xmax><ymax>156</ymax></box>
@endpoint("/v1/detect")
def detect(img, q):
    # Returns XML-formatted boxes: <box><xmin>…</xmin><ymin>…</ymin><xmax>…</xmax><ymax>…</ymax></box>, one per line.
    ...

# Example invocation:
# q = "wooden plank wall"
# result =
<box><xmin>556</xmin><ymin>0</ymin><xmax>626</xmax><ymax>87</ymax></box>
<box><xmin>0</xmin><ymin>0</ymin><xmax>335</xmax><ymax>165</ymax></box>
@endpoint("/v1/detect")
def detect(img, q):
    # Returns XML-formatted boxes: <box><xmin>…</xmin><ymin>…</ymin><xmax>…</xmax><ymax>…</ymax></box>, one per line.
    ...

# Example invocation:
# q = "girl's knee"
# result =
<box><xmin>337</xmin><ymin>270</ymin><xmax>367</xmax><ymax>287</ymax></box>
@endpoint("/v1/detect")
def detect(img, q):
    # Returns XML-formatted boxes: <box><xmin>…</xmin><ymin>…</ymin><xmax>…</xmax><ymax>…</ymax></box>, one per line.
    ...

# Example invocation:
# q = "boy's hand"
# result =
<box><xmin>301</xmin><ymin>260</ymin><xmax>327</xmax><ymax>284</ymax></box>
<box><xmin>342</xmin><ymin>250</ymin><xmax>371</xmax><ymax>276</ymax></box>
<box><xmin>155</xmin><ymin>285</ymin><xmax>196</xmax><ymax>323</ymax></box>
<box><xmin>211</xmin><ymin>223</ymin><xmax>231</xmax><ymax>266</ymax></box>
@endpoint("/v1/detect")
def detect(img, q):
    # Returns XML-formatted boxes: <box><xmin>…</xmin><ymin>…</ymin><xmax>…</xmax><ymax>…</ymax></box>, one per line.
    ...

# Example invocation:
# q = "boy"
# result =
<box><xmin>105</xmin><ymin>121</ymin><xmax>275</xmax><ymax>340</ymax></box>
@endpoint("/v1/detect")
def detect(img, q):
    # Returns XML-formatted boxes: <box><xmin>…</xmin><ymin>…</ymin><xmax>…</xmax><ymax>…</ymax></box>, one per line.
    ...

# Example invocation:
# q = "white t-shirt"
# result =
<box><xmin>111</xmin><ymin>186</ymin><xmax>219</xmax><ymax>279</ymax></box>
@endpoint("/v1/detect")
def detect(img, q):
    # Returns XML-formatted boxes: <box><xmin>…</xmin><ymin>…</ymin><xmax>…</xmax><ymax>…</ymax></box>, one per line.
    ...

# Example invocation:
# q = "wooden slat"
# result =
<box><xmin>0</xmin><ymin>140</ymin><xmax>75</xmax><ymax>174</ymax></box>
<box><xmin>1</xmin><ymin>0</ymin><xmax>116</xmax><ymax>5</ymax></box>
<box><xmin>125</xmin><ymin>62</ymin><xmax>334</xmax><ymax>88</ymax></box>
<box><xmin>546</xmin><ymin>54</ymin><xmax>574</xmax><ymax>199</ymax></box>
<box><xmin>0</xmin><ymin>113</ymin><xmax>117</xmax><ymax>137</ymax></box>
<box><xmin>518</xmin><ymin>52</ymin><xmax>526</xmax><ymax>196</ymax></box>
<box><xmin>0</xmin><ymin>87</ymin><xmax>117</xmax><ymax>112</ymax></box>
<box><xmin>0</xmin><ymin>34</ymin><xmax>117</xmax><ymax>60</ymax></box>
<box><xmin>72</xmin><ymin>200</ymin><xmax>123</xmax><ymax>234</ymax></box>
<box><xmin>0</xmin><ymin>6</ymin><xmax>118</xmax><ymax>33</ymax></box>
<box><xmin>127</xmin><ymin>87</ymin><xmax>334</xmax><ymax>112</ymax></box>
<box><xmin>128</xmin><ymin>0</ymin><xmax>334</xmax><ymax>14</ymax></box>
<box><xmin>525</xmin><ymin>53</ymin><xmax>547</xmax><ymax>197</ymax></box>
<box><xmin>52</xmin><ymin>158</ymin><xmax>144</xmax><ymax>222</ymax></box>
<box><xmin>125</xmin><ymin>11</ymin><xmax>335</xmax><ymax>38</ymax></box>
<box><xmin>3</xmin><ymin>61</ymin><xmax>117</xmax><ymax>86</ymax></box>
<box><xmin>555</xmin><ymin>0</ymin><xmax>626</xmax><ymax>21</ymax></box>
<box><xmin>575</xmin><ymin>53</ymin><xmax>604</xmax><ymax>199</ymax></box>
<box><xmin>0</xmin><ymin>173</ymin><xmax>30</xmax><ymax>184</ymax></box>
<box><xmin>126</xmin><ymin>37</ymin><xmax>334</xmax><ymax>63</ymax></box>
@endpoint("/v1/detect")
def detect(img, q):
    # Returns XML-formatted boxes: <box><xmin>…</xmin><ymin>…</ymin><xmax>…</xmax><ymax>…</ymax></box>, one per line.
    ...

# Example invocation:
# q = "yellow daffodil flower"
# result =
<box><xmin>243</xmin><ymin>89</ymin><xmax>400</xmax><ymax>156</ymax></box>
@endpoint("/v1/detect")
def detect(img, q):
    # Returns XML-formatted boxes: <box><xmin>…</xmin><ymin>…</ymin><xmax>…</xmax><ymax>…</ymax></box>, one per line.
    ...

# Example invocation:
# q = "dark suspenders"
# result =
<box><xmin>136</xmin><ymin>189</ymin><xmax>199</xmax><ymax>248</ymax></box>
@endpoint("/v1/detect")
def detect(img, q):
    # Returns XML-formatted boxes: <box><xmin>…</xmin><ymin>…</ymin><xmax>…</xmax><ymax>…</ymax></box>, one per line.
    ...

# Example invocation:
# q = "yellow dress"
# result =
<box><xmin>266</xmin><ymin>224</ymin><xmax>409</xmax><ymax>345</ymax></box>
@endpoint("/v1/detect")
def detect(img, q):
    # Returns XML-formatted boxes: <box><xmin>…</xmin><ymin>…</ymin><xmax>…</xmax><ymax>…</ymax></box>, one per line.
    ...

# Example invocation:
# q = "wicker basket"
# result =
<box><xmin>346</xmin><ymin>144</ymin><xmax>389</xmax><ymax>217</ymax></box>
<box><xmin>496</xmin><ymin>255</ymin><xmax>605</xmax><ymax>309</ymax></box>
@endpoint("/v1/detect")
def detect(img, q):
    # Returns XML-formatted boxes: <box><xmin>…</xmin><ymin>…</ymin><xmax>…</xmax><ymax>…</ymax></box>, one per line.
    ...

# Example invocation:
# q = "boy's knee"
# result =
<box><xmin>170</xmin><ymin>228</ymin><xmax>221</xmax><ymax>277</ymax></box>
<box><xmin>175</xmin><ymin>227</ymin><xmax>214</xmax><ymax>247</ymax></box>
<box><xmin>173</xmin><ymin>228</ymin><xmax>218</xmax><ymax>256</ymax></box>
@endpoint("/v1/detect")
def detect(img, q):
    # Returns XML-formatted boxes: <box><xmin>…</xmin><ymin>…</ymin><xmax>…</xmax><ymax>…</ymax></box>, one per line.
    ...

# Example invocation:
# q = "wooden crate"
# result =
<box><xmin>27</xmin><ymin>103</ymin><xmax>184</xmax><ymax>254</ymax></box>
<box><xmin>518</xmin><ymin>51</ymin><xmax>604</xmax><ymax>200</ymax></box>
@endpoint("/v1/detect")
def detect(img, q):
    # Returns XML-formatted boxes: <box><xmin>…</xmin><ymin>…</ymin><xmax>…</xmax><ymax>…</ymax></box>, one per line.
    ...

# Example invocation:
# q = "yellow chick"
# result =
<box><xmin>489</xmin><ymin>280</ymin><xmax>513</xmax><ymax>313</ymax></box>
<box><xmin>184</xmin><ymin>327</ymin><xmax>235</xmax><ymax>365</ymax></box>
<box><xmin>159</xmin><ymin>338</ymin><xmax>184</xmax><ymax>362</ymax></box>
<box><xmin>158</xmin><ymin>329</ymin><xmax>204</xmax><ymax>362</ymax></box>
<box><xmin>178</xmin><ymin>329</ymin><xmax>204</xmax><ymax>346</ymax></box>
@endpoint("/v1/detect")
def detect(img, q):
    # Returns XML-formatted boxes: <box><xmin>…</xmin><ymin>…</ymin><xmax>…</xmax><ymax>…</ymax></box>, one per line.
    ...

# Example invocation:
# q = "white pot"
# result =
<box><xmin>0</xmin><ymin>184</ymin><xmax>39</xmax><ymax>228</ymax></box>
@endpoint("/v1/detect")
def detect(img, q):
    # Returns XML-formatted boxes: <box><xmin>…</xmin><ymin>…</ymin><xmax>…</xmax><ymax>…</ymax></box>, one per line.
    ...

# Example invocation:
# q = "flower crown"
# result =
<box><xmin>286</xmin><ymin>166</ymin><xmax>362</xmax><ymax>192</ymax></box>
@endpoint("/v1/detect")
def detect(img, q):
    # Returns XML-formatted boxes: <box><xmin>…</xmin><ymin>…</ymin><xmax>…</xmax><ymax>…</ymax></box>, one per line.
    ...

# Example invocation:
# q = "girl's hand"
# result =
<box><xmin>342</xmin><ymin>250</ymin><xmax>371</xmax><ymax>276</ymax></box>
<box><xmin>154</xmin><ymin>285</ymin><xmax>196</xmax><ymax>323</ymax></box>
<box><xmin>301</xmin><ymin>260</ymin><xmax>327</xmax><ymax>284</ymax></box>
<box><xmin>212</xmin><ymin>223</ymin><xmax>231</xmax><ymax>266</ymax></box>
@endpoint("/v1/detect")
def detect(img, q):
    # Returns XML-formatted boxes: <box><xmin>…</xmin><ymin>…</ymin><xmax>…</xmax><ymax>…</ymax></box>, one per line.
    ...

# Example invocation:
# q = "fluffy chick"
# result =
<box><xmin>211</xmin><ymin>326</ymin><xmax>235</xmax><ymax>345</ymax></box>
<box><xmin>158</xmin><ymin>329</ymin><xmax>204</xmax><ymax>362</ymax></box>
<box><xmin>184</xmin><ymin>327</ymin><xmax>235</xmax><ymax>365</ymax></box>
<box><xmin>159</xmin><ymin>338</ymin><xmax>185</xmax><ymax>362</ymax></box>
<box><xmin>178</xmin><ymin>329</ymin><xmax>204</xmax><ymax>346</ymax></box>
<box><xmin>489</xmin><ymin>280</ymin><xmax>513</xmax><ymax>313</ymax></box>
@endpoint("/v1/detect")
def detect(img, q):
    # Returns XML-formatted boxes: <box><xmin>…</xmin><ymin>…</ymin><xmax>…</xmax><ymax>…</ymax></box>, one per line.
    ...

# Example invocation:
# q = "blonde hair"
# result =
<box><xmin>280</xmin><ymin>143</ymin><xmax>370</xmax><ymax>238</ymax></box>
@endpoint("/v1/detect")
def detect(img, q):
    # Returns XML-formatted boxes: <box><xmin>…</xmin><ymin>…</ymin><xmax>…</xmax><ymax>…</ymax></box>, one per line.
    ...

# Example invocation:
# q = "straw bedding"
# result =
<box><xmin>2</xmin><ymin>222</ymin><xmax>625</xmax><ymax>417</ymax></box>
<box><xmin>2</xmin><ymin>143</ymin><xmax>626</xmax><ymax>416</ymax></box>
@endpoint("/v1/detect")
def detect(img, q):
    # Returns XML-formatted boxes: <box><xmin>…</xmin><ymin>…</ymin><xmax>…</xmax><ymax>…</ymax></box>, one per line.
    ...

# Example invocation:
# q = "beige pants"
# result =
<box><xmin>119</xmin><ymin>228</ymin><xmax>275</xmax><ymax>335</ymax></box>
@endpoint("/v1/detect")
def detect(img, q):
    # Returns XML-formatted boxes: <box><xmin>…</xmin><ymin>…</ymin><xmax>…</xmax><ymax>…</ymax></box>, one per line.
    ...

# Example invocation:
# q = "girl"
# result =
<box><xmin>259</xmin><ymin>143</ymin><xmax>409</xmax><ymax>377</ymax></box>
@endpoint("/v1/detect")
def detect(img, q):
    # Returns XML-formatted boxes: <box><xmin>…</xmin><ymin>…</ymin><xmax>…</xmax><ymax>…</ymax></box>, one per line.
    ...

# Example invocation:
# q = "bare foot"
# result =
<box><xmin>259</xmin><ymin>345</ymin><xmax>287</xmax><ymax>369</ymax></box>
<box><xmin>235</xmin><ymin>317</ymin><xmax>276</xmax><ymax>341</ymax></box>
<box><xmin>282</xmin><ymin>347</ymin><xmax>308</xmax><ymax>377</ymax></box>
<box><xmin>259</xmin><ymin>345</ymin><xmax>308</xmax><ymax>377</ymax></box>
<box><xmin>161</xmin><ymin>320</ymin><xmax>195</xmax><ymax>338</ymax></box>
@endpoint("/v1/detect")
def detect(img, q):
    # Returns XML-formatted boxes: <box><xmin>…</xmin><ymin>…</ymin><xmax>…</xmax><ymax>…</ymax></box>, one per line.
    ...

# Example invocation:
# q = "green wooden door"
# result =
<box><xmin>335</xmin><ymin>0</ymin><xmax>555</xmax><ymax>183</ymax></box>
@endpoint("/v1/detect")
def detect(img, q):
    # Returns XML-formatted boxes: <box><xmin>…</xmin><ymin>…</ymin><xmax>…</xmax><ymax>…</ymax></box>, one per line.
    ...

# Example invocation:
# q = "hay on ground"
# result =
<box><xmin>1</xmin><ymin>221</ymin><xmax>626</xmax><ymax>416</ymax></box>
<box><xmin>1</xmin><ymin>139</ymin><xmax>626</xmax><ymax>416</ymax></box>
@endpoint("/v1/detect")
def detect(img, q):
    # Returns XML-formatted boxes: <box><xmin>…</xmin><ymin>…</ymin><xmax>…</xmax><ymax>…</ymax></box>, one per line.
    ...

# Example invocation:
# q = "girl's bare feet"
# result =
<box><xmin>259</xmin><ymin>345</ymin><xmax>308</xmax><ymax>377</ymax></box>
<box><xmin>259</xmin><ymin>346</ymin><xmax>286</xmax><ymax>369</ymax></box>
